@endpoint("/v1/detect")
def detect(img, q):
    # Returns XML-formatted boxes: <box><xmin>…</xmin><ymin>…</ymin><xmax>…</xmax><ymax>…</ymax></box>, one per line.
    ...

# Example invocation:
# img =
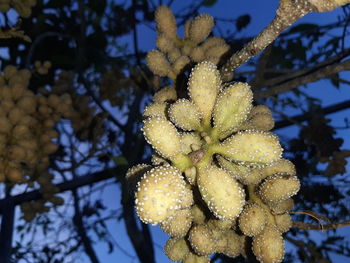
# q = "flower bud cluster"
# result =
<box><xmin>41</xmin><ymin>71</ymin><xmax>105</xmax><ymax>141</ymax></box>
<box><xmin>128</xmin><ymin>53</ymin><xmax>300</xmax><ymax>262</ymax></box>
<box><xmin>99</xmin><ymin>69</ymin><xmax>135</xmax><ymax>107</ymax></box>
<box><xmin>146</xmin><ymin>6</ymin><xmax>230</xmax><ymax>80</ymax></box>
<box><xmin>34</xmin><ymin>60</ymin><xmax>52</xmax><ymax>75</ymax></box>
<box><xmin>0</xmin><ymin>65</ymin><xmax>70</xmax><ymax>220</ymax></box>
<box><xmin>0</xmin><ymin>0</ymin><xmax>37</xmax><ymax>18</ymax></box>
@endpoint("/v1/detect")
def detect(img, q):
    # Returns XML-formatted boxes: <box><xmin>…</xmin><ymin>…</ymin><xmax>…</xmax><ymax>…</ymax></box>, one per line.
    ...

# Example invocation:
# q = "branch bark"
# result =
<box><xmin>72</xmin><ymin>190</ymin><xmax>100</xmax><ymax>263</ymax></box>
<box><xmin>120</xmin><ymin>88</ymin><xmax>156</xmax><ymax>263</ymax></box>
<box><xmin>257</xmin><ymin>48</ymin><xmax>350</xmax><ymax>88</ymax></box>
<box><xmin>0</xmin><ymin>187</ymin><xmax>15</xmax><ymax>263</ymax></box>
<box><xmin>220</xmin><ymin>0</ymin><xmax>315</xmax><ymax>81</ymax></box>
<box><xmin>255</xmin><ymin>59</ymin><xmax>350</xmax><ymax>98</ymax></box>
<box><xmin>220</xmin><ymin>0</ymin><xmax>350</xmax><ymax>81</ymax></box>
<box><xmin>274</xmin><ymin>99</ymin><xmax>350</xmax><ymax>128</ymax></box>
<box><xmin>293</xmin><ymin>220</ymin><xmax>350</xmax><ymax>230</ymax></box>
<box><xmin>0</xmin><ymin>167</ymin><xmax>123</xmax><ymax>213</ymax></box>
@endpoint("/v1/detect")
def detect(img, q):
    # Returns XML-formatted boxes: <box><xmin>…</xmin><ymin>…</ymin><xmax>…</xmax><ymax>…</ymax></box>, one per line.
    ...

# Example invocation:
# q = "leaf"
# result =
<box><xmin>329</xmin><ymin>73</ymin><xmax>340</xmax><ymax>88</ymax></box>
<box><xmin>201</xmin><ymin>0</ymin><xmax>217</xmax><ymax>7</ymax></box>
<box><xmin>236</xmin><ymin>14</ymin><xmax>251</xmax><ymax>32</ymax></box>
<box><xmin>326</xmin><ymin>36</ymin><xmax>341</xmax><ymax>47</ymax></box>
<box><xmin>47</xmin><ymin>0</ymin><xmax>70</xmax><ymax>8</ymax></box>
<box><xmin>107</xmin><ymin>240</ymin><xmax>114</xmax><ymax>254</ymax></box>
<box><xmin>111</xmin><ymin>156</ymin><xmax>128</xmax><ymax>166</ymax></box>
<box><xmin>88</xmin><ymin>0</ymin><xmax>106</xmax><ymax>15</ymax></box>
<box><xmin>289</xmin><ymin>23</ymin><xmax>319</xmax><ymax>33</ymax></box>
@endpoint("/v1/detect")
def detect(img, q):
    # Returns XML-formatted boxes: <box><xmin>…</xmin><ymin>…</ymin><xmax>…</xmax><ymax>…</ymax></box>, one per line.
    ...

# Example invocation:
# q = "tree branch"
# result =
<box><xmin>255</xmin><ymin>59</ymin><xmax>350</xmax><ymax>98</ymax></box>
<box><xmin>0</xmin><ymin>187</ymin><xmax>15</xmax><ymax>263</ymax></box>
<box><xmin>274</xmin><ymin>99</ymin><xmax>350</xmax><ymax>129</ymax></box>
<box><xmin>293</xmin><ymin>220</ymin><xmax>350</xmax><ymax>230</ymax></box>
<box><xmin>81</xmin><ymin>78</ymin><xmax>127</xmax><ymax>133</ymax></box>
<box><xmin>220</xmin><ymin>0</ymin><xmax>315</xmax><ymax>81</ymax></box>
<box><xmin>72</xmin><ymin>190</ymin><xmax>100</xmax><ymax>263</ymax></box>
<box><xmin>220</xmin><ymin>0</ymin><xmax>350</xmax><ymax>81</ymax></box>
<box><xmin>0</xmin><ymin>167</ymin><xmax>124</xmax><ymax>213</ymax></box>
<box><xmin>257</xmin><ymin>48</ymin><xmax>350</xmax><ymax>88</ymax></box>
<box><xmin>119</xmin><ymin>88</ymin><xmax>156</xmax><ymax>263</ymax></box>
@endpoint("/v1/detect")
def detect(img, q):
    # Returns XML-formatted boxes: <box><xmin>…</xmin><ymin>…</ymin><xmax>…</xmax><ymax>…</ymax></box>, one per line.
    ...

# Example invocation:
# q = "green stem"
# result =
<box><xmin>196</xmin><ymin>145</ymin><xmax>214</xmax><ymax>168</ymax></box>
<box><xmin>172</xmin><ymin>154</ymin><xmax>192</xmax><ymax>172</ymax></box>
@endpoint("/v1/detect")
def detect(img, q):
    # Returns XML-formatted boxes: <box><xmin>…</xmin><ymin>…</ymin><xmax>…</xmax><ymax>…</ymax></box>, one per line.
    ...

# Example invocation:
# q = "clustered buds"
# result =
<box><xmin>40</xmin><ymin>71</ymin><xmax>105</xmax><ymax>141</ymax></box>
<box><xmin>128</xmin><ymin>55</ymin><xmax>300</xmax><ymax>262</ymax></box>
<box><xmin>124</xmin><ymin>6</ymin><xmax>303</xmax><ymax>263</ymax></box>
<box><xmin>0</xmin><ymin>0</ymin><xmax>37</xmax><ymax>18</ymax></box>
<box><xmin>99</xmin><ymin>69</ymin><xmax>134</xmax><ymax>107</ymax></box>
<box><xmin>146</xmin><ymin>6</ymin><xmax>231</xmax><ymax>80</ymax></box>
<box><xmin>0</xmin><ymin>65</ymin><xmax>104</xmax><ymax>221</ymax></box>
<box><xmin>34</xmin><ymin>60</ymin><xmax>52</xmax><ymax>75</ymax></box>
<box><xmin>0</xmin><ymin>64</ymin><xmax>69</xmax><ymax>220</ymax></box>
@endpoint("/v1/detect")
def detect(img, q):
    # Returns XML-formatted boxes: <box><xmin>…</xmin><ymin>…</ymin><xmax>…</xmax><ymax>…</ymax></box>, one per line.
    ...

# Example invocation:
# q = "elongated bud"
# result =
<box><xmin>160</xmin><ymin>208</ymin><xmax>193</xmax><ymax>237</ymax></box>
<box><xmin>153</xmin><ymin>85</ymin><xmax>177</xmax><ymax>103</ymax></box>
<box><xmin>239</xmin><ymin>203</ymin><xmax>267</xmax><ymax>236</ymax></box>
<box><xmin>252</xmin><ymin>226</ymin><xmax>285</xmax><ymax>263</ymax></box>
<box><xmin>269</xmin><ymin>198</ymin><xmax>294</xmax><ymax>215</ymax></box>
<box><xmin>188</xmin><ymin>224</ymin><xmax>216</xmax><ymax>255</ymax></box>
<box><xmin>258</xmin><ymin>174</ymin><xmax>300</xmax><ymax>203</ymax></box>
<box><xmin>213</xmin><ymin>82</ymin><xmax>253</xmax><ymax>135</ymax></box>
<box><xmin>156</xmin><ymin>34</ymin><xmax>175</xmax><ymax>52</ymax></box>
<box><xmin>168</xmin><ymin>99</ymin><xmax>201</xmax><ymax>131</ymax></box>
<box><xmin>142</xmin><ymin>116</ymin><xmax>181</xmax><ymax>159</ymax></box>
<box><xmin>143</xmin><ymin>103</ymin><xmax>168</xmax><ymax>119</ymax></box>
<box><xmin>188</xmin><ymin>61</ymin><xmax>221</xmax><ymax>124</ymax></box>
<box><xmin>155</xmin><ymin>5</ymin><xmax>177</xmax><ymax>39</ymax></box>
<box><xmin>206</xmin><ymin>44</ymin><xmax>230</xmax><ymax>58</ymax></box>
<box><xmin>146</xmin><ymin>50</ymin><xmax>173</xmax><ymax>77</ymax></box>
<box><xmin>197</xmin><ymin>166</ymin><xmax>245</xmax><ymax>220</ymax></box>
<box><xmin>164</xmin><ymin>238</ymin><xmax>190</xmax><ymax>262</ymax></box>
<box><xmin>189</xmin><ymin>14</ymin><xmax>214</xmax><ymax>43</ymax></box>
<box><xmin>260</xmin><ymin>159</ymin><xmax>296</xmax><ymax>179</ymax></box>
<box><xmin>217</xmin><ymin>155</ymin><xmax>263</xmax><ymax>185</ymax></box>
<box><xmin>172</xmin><ymin>55</ymin><xmax>190</xmax><ymax>75</ymax></box>
<box><xmin>222</xmin><ymin>231</ymin><xmax>242</xmax><ymax>258</ymax></box>
<box><xmin>240</xmin><ymin>112</ymin><xmax>275</xmax><ymax>131</ymax></box>
<box><xmin>191</xmin><ymin>46</ymin><xmax>205</xmax><ymax>62</ymax></box>
<box><xmin>273</xmin><ymin>213</ymin><xmax>292</xmax><ymax>233</ymax></box>
<box><xmin>216</xmin><ymin>130</ymin><xmax>283</xmax><ymax>167</ymax></box>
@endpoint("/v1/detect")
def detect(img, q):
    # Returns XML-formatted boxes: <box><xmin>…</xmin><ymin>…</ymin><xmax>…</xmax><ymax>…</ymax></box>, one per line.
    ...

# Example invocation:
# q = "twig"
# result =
<box><xmin>25</xmin><ymin>32</ymin><xmax>69</xmax><ymax>68</ymax></box>
<box><xmin>220</xmin><ymin>0</ymin><xmax>315</xmax><ymax>81</ymax></box>
<box><xmin>255</xmin><ymin>58</ymin><xmax>350</xmax><ymax>98</ymax></box>
<box><xmin>81</xmin><ymin>78</ymin><xmax>127</xmax><ymax>133</ymax></box>
<box><xmin>258</xmin><ymin>48</ymin><xmax>350</xmax><ymax>88</ymax></box>
<box><xmin>340</xmin><ymin>78</ymin><xmax>350</xmax><ymax>85</ymax></box>
<box><xmin>293</xmin><ymin>220</ymin><xmax>350</xmax><ymax>230</ymax></box>
<box><xmin>0</xmin><ymin>20</ymin><xmax>31</xmax><ymax>42</ymax></box>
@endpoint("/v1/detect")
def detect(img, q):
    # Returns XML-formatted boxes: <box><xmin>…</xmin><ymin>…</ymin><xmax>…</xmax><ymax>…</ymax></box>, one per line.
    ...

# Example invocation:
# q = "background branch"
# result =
<box><xmin>220</xmin><ymin>0</ymin><xmax>315</xmax><ymax>81</ymax></box>
<box><xmin>293</xmin><ymin>220</ymin><xmax>350</xmax><ymax>230</ymax></box>
<box><xmin>255</xmin><ymin>59</ymin><xmax>350</xmax><ymax>98</ymax></box>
